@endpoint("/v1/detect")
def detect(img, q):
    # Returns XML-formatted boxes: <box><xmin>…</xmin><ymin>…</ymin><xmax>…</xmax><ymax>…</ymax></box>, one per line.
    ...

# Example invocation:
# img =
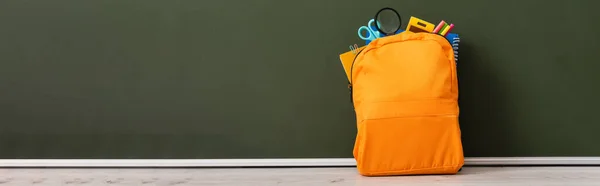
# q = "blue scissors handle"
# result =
<box><xmin>357</xmin><ymin>19</ymin><xmax>381</xmax><ymax>41</ymax></box>
<box><xmin>357</xmin><ymin>26</ymin><xmax>375</xmax><ymax>41</ymax></box>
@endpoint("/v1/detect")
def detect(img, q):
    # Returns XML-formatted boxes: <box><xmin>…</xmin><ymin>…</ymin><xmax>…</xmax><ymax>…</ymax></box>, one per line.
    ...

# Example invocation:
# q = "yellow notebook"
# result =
<box><xmin>339</xmin><ymin>46</ymin><xmax>366</xmax><ymax>82</ymax></box>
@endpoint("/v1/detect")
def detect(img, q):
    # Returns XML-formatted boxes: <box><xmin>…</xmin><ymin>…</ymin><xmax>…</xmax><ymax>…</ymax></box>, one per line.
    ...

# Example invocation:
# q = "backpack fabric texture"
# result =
<box><xmin>350</xmin><ymin>32</ymin><xmax>464</xmax><ymax>176</ymax></box>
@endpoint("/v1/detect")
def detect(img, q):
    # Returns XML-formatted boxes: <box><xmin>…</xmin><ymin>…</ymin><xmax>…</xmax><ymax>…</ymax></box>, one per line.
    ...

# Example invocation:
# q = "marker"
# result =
<box><xmin>440</xmin><ymin>24</ymin><xmax>452</xmax><ymax>36</ymax></box>
<box><xmin>438</xmin><ymin>25</ymin><xmax>449</xmax><ymax>36</ymax></box>
<box><xmin>440</xmin><ymin>23</ymin><xmax>448</xmax><ymax>33</ymax></box>
<box><xmin>432</xmin><ymin>20</ymin><xmax>446</xmax><ymax>33</ymax></box>
<box><xmin>442</xmin><ymin>24</ymin><xmax>455</xmax><ymax>36</ymax></box>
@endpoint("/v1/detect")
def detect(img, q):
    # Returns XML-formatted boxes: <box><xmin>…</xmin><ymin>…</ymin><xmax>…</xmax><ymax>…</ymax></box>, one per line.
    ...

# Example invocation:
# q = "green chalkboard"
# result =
<box><xmin>1</xmin><ymin>0</ymin><xmax>600</xmax><ymax>159</ymax></box>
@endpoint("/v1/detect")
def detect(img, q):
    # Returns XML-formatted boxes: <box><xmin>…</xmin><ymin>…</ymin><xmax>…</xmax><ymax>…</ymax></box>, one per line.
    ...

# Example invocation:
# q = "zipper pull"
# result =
<box><xmin>348</xmin><ymin>84</ymin><xmax>353</xmax><ymax>103</ymax></box>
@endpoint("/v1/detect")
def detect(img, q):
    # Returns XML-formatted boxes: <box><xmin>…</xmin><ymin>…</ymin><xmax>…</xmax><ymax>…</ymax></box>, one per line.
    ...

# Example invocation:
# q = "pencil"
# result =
<box><xmin>442</xmin><ymin>24</ymin><xmax>455</xmax><ymax>36</ymax></box>
<box><xmin>432</xmin><ymin>20</ymin><xmax>446</xmax><ymax>33</ymax></box>
<box><xmin>439</xmin><ymin>24</ymin><xmax>450</xmax><ymax>36</ymax></box>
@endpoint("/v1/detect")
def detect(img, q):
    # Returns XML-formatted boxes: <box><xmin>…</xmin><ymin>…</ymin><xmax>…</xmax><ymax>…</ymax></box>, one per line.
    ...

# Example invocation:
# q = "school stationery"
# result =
<box><xmin>406</xmin><ymin>16</ymin><xmax>435</xmax><ymax>33</ymax></box>
<box><xmin>357</xmin><ymin>19</ymin><xmax>381</xmax><ymax>42</ymax></box>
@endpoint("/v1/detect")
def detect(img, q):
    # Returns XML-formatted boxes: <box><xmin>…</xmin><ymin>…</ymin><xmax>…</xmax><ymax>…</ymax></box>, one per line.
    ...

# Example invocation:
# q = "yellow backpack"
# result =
<box><xmin>350</xmin><ymin>32</ymin><xmax>464</xmax><ymax>176</ymax></box>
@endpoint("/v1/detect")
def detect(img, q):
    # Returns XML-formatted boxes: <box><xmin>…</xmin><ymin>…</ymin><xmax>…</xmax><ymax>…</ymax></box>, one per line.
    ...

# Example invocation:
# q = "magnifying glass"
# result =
<box><xmin>374</xmin><ymin>7</ymin><xmax>402</xmax><ymax>36</ymax></box>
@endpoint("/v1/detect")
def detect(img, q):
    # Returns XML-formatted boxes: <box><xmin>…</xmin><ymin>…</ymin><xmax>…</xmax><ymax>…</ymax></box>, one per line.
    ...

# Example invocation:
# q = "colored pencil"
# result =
<box><xmin>443</xmin><ymin>24</ymin><xmax>455</xmax><ymax>36</ymax></box>
<box><xmin>439</xmin><ymin>24</ymin><xmax>450</xmax><ymax>36</ymax></box>
<box><xmin>432</xmin><ymin>20</ymin><xmax>446</xmax><ymax>33</ymax></box>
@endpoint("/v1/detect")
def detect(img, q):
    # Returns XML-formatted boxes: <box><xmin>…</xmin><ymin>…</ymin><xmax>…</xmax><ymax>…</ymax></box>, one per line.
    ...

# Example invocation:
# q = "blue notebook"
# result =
<box><xmin>446</xmin><ymin>33</ymin><xmax>460</xmax><ymax>63</ymax></box>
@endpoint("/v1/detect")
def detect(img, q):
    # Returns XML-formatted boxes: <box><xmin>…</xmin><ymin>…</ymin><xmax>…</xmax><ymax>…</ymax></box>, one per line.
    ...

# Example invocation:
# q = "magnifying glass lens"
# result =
<box><xmin>375</xmin><ymin>8</ymin><xmax>401</xmax><ymax>35</ymax></box>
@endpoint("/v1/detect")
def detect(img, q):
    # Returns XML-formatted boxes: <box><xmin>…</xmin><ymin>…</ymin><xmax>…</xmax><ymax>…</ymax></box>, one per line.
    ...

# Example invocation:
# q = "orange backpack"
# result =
<box><xmin>350</xmin><ymin>32</ymin><xmax>464</xmax><ymax>176</ymax></box>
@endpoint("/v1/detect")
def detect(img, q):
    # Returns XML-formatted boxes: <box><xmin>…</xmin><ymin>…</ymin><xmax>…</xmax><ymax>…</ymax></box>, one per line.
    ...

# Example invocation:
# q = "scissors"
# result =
<box><xmin>357</xmin><ymin>19</ymin><xmax>381</xmax><ymax>41</ymax></box>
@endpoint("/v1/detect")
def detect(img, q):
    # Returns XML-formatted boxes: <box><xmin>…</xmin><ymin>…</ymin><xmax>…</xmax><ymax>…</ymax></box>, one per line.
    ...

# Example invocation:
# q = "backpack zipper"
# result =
<box><xmin>348</xmin><ymin>33</ymin><xmax>457</xmax><ymax>105</ymax></box>
<box><xmin>348</xmin><ymin>48</ymin><xmax>364</xmax><ymax>105</ymax></box>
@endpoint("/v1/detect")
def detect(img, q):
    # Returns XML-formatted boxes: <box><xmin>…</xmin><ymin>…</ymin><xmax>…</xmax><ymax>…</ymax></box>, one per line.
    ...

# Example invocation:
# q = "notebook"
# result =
<box><xmin>339</xmin><ymin>45</ymin><xmax>366</xmax><ymax>82</ymax></box>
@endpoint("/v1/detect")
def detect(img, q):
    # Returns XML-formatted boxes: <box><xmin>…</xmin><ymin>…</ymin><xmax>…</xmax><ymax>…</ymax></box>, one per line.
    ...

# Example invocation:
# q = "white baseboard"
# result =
<box><xmin>1</xmin><ymin>157</ymin><xmax>600</xmax><ymax>167</ymax></box>
<box><xmin>0</xmin><ymin>158</ymin><xmax>355</xmax><ymax>167</ymax></box>
<box><xmin>466</xmin><ymin>157</ymin><xmax>600</xmax><ymax>165</ymax></box>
